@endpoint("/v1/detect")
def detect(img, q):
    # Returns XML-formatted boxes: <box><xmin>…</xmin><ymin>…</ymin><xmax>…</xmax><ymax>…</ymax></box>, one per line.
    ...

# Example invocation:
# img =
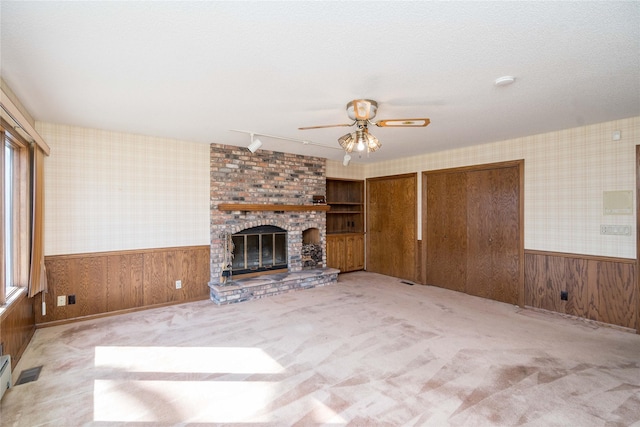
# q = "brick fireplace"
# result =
<box><xmin>208</xmin><ymin>144</ymin><xmax>338</xmax><ymax>304</ymax></box>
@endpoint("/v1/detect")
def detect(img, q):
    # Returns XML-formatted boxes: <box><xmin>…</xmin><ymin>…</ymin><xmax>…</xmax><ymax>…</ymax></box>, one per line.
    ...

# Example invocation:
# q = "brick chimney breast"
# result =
<box><xmin>209</xmin><ymin>144</ymin><xmax>327</xmax><ymax>285</ymax></box>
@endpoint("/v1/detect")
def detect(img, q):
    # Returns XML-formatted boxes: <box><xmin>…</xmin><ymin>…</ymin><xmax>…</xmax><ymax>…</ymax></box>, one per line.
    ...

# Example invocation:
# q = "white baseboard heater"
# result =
<box><xmin>0</xmin><ymin>355</ymin><xmax>11</xmax><ymax>401</ymax></box>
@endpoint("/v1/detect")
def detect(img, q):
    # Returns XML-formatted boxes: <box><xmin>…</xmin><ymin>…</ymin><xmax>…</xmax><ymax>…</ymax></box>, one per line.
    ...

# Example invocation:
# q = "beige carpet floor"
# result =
<box><xmin>1</xmin><ymin>271</ymin><xmax>640</xmax><ymax>426</ymax></box>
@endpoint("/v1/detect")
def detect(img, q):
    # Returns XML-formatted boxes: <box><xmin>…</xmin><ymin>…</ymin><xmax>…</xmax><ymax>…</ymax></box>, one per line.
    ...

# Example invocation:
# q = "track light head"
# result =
<box><xmin>247</xmin><ymin>134</ymin><xmax>263</xmax><ymax>153</ymax></box>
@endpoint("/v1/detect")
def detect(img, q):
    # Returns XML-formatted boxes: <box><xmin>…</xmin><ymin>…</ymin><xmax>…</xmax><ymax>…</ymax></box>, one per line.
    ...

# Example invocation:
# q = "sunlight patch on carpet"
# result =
<box><xmin>94</xmin><ymin>346</ymin><xmax>284</xmax><ymax>374</ymax></box>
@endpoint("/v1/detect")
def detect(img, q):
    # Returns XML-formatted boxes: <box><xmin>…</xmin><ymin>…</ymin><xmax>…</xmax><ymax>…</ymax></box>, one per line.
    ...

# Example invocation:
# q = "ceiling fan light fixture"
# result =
<box><xmin>355</xmin><ymin>129</ymin><xmax>369</xmax><ymax>151</ymax></box>
<box><xmin>338</xmin><ymin>132</ymin><xmax>356</xmax><ymax>153</ymax></box>
<box><xmin>302</xmin><ymin>98</ymin><xmax>429</xmax><ymax>157</ymax></box>
<box><xmin>341</xmin><ymin>128</ymin><xmax>381</xmax><ymax>154</ymax></box>
<box><xmin>366</xmin><ymin>133</ymin><xmax>381</xmax><ymax>152</ymax></box>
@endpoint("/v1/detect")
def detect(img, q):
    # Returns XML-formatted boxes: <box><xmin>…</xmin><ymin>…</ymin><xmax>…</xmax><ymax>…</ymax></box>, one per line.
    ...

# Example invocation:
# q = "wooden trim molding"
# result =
<box><xmin>366</xmin><ymin>172</ymin><xmax>417</xmax><ymax>182</ymax></box>
<box><xmin>45</xmin><ymin>245</ymin><xmax>209</xmax><ymax>260</ymax></box>
<box><xmin>218</xmin><ymin>203</ymin><xmax>330</xmax><ymax>212</ymax></box>
<box><xmin>425</xmin><ymin>159</ymin><xmax>524</xmax><ymax>175</ymax></box>
<box><xmin>525</xmin><ymin>249</ymin><xmax>636</xmax><ymax>264</ymax></box>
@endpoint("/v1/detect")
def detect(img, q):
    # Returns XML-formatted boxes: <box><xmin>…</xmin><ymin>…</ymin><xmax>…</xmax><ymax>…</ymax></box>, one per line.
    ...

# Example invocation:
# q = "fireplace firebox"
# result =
<box><xmin>231</xmin><ymin>225</ymin><xmax>288</xmax><ymax>276</ymax></box>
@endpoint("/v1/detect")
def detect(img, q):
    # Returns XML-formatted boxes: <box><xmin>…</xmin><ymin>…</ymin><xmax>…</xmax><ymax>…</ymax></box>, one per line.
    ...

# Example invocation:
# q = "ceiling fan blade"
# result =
<box><xmin>298</xmin><ymin>123</ymin><xmax>353</xmax><ymax>130</ymax></box>
<box><xmin>375</xmin><ymin>118</ymin><xmax>431</xmax><ymax>127</ymax></box>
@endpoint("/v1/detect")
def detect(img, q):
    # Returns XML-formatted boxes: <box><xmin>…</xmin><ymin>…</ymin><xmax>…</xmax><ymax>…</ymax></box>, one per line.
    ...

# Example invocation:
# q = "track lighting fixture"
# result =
<box><xmin>247</xmin><ymin>133</ymin><xmax>263</xmax><ymax>153</ymax></box>
<box><xmin>230</xmin><ymin>129</ymin><xmax>355</xmax><ymax>166</ymax></box>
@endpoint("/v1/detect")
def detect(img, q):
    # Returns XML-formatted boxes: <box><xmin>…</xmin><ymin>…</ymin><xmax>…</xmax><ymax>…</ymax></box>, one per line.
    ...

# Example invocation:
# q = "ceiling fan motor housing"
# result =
<box><xmin>347</xmin><ymin>99</ymin><xmax>378</xmax><ymax>121</ymax></box>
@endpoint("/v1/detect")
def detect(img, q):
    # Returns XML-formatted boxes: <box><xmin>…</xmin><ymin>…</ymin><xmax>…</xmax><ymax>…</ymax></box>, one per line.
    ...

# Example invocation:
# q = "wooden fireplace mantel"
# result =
<box><xmin>218</xmin><ymin>203</ymin><xmax>330</xmax><ymax>212</ymax></box>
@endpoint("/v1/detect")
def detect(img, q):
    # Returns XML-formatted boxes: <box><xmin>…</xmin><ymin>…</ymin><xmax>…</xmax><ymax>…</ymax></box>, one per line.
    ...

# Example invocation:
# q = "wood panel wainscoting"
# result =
<box><xmin>0</xmin><ymin>290</ymin><xmax>36</xmax><ymax>370</ymax></box>
<box><xmin>36</xmin><ymin>246</ymin><xmax>210</xmax><ymax>326</ymax></box>
<box><xmin>525</xmin><ymin>250</ymin><xmax>637</xmax><ymax>331</ymax></box>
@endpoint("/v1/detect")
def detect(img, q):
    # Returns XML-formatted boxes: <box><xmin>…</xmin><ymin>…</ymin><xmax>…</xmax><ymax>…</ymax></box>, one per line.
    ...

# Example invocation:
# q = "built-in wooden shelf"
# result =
<box><xmin>326</xmin><ymin>179</ymin><xmax>364</xmax><ymax>235</ymax></box>
<box><xmin>218</xmin><ymin>203</ymin><xmax>330</xmax><ymax>212</ymax></box>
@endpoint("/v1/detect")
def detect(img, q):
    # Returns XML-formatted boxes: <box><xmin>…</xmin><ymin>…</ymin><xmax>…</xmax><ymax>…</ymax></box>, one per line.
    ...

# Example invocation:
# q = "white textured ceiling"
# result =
<box><xmin>1</xmin><ymin>1</ymin><xmax>639</xmax><ymax>163</ymax></box>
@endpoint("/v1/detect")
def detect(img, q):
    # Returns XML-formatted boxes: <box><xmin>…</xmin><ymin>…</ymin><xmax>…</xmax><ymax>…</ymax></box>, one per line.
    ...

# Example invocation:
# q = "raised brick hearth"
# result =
<box><xmin>209</xmin><ymin>268</ymin><xmax>339</xmax><ymax>304</ymax></box>
<box><xmin>209</xmin><ymin>144</ymin><xmax>336</xmax><ymax>303</ymax></box>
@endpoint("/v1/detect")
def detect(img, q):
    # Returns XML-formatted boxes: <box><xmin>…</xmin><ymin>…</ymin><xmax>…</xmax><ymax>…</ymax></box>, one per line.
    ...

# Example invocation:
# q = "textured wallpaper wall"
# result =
<box><xmin>327</xmin><ymin>116</ymin><xmax>638</xmax><ymax>259</ymax></box>
<box><xmin>40</xmin><ymin>116</ymin><xmax>638</xmax><ymax>258</ymax></box>
<box><xmin>38</xmin><ymin>123</ymin><xmax>210</xmax><ymax>255</ymax></box>
<box><xmin>325</xmin><ymin>161</ymin><xmax>366</xmax><ymax>180</ymax></box>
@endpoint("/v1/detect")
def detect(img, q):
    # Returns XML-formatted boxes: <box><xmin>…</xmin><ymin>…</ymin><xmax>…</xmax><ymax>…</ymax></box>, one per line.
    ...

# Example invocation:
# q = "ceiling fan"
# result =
<box><xmin>298</xmin><ymin>99</ymin><xmax>430</xmax><ymax>155</ymax></box>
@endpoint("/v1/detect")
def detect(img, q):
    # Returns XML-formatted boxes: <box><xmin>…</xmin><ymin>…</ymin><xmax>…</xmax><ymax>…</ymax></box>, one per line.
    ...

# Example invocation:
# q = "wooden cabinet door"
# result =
<box><xmin>466</xmin><ymin>166</ymin><xmax>520</xmax><ymax>304</ymax></box>
<box><xmin>346</xmin><ymin>234</ymin><xmax>365</xmax><ymax>271</ymax></box>
<box><xmin>425</xmin><ymin>171</ymin><xmax>467</xmax><ymax>292</ymax></box>
<box><xmin>326</xmin><ymin>235</ymin><xmax>346</xmax><ymax>272</ymax></box>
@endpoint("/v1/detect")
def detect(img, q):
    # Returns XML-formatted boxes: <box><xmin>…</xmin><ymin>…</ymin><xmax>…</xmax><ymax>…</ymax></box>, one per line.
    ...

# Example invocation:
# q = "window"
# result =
<box><xmin>1</xmin><ymin>122</ymin><xmax>30</xmax><ymax>304</ymax></box>
<box><xmin>4</xmin><ymin>143</ymin><xmax>14</xmax><ymax>292</ymax></box>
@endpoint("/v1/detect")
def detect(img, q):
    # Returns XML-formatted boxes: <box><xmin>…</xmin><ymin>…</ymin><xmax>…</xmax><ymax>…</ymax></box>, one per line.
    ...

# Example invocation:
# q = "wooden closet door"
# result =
<box><xmin>367</xmin><ymin>174</ymin><xmax>417</xmax><ymax>281</ymax></box>
<box><xmin>466</xmin><ymin>166</ymin><xmax>521</xmax><ymax>304</ymax></box>
<box><xmin>423</xmin><ymin>160</ymin><xmax>523</xmax><ymax>306</ymax></box>
<box><xmin>425</xmin><ymin>171</ymin><xmax>467</xmax><ymax>292</ymax></box>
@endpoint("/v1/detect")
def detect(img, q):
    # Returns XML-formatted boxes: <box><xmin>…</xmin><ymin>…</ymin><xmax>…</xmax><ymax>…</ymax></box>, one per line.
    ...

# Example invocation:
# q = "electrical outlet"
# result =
<box><xmin>560</xmin><ymin>291</ymin><xmax>568</xmax><ymax>301</ymax></box>
<box><xmin>57</xmin><ymin>295</ymin><xmax>66</xmax><ymax>306</ymax></box>
<box><xmin>68</xmin><ymin>295</ymin><xmax>76</xmax><ymax>305</ymax></box>
<box><xmin>175</xmin><ymin>280</ymin><xmax>182</xmax><ymax>289</ymax></box>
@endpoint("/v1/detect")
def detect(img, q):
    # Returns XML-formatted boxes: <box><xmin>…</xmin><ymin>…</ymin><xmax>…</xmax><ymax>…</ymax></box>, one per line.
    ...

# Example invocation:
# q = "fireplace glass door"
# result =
<box><xmin>231</xmin><ymin>226</ymin><xmax>287</xmax><ymax>275</ymax></box>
